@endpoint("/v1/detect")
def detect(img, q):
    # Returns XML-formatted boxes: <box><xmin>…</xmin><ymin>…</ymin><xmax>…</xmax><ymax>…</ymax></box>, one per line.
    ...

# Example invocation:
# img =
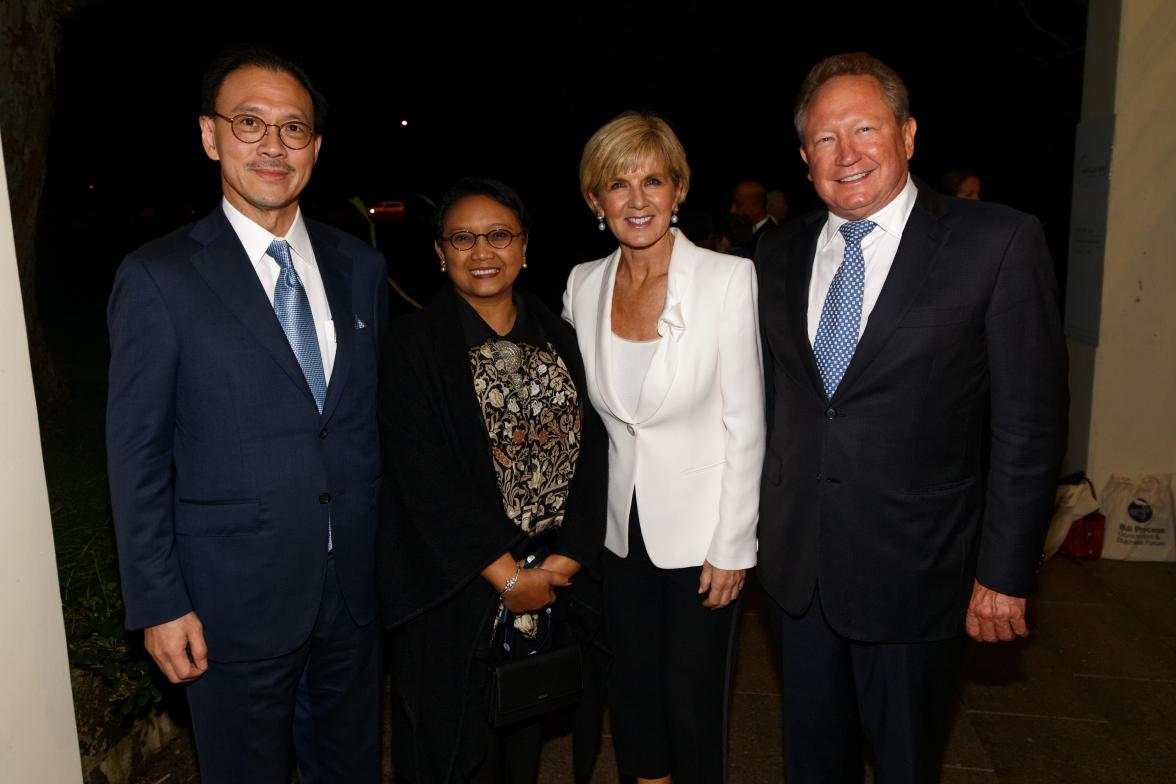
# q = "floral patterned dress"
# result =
<box><xmin>459</xmin><ymin>296</ymin><xmax>583</xmax><ymax>639</ymax></box>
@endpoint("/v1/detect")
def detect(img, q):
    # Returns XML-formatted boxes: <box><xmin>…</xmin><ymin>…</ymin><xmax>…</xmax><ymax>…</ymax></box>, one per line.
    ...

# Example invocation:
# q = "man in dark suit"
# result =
<box><xmin>106</xmin><ymin>44</ymin><xmax>388</xmax><ymax>782</ymax></box>
<box><xmin>756</xmin><ymin>52</ymin><xmax>1067</xmax><ymax>782</ymax></box>
<box><xmin>730</xmin><ymin>179</ymin><xmax>777</xmax><ymax>259</ymax></box>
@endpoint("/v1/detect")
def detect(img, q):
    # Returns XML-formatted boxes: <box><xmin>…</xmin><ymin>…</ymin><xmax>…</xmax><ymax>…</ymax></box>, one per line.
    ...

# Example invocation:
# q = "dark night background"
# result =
<box><xmin>15</xmin><ymin>0</ymin><xmax>1092</xmax><ymax>764</ymax></box>
<box><xmin>39</xmin><ymin>0</ymin><xmax>1088</xmax><ymax>326</ymax></box>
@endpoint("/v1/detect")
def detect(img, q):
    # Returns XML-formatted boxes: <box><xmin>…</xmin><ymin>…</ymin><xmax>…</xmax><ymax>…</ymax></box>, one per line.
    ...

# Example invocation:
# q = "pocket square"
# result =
<box><xmin>354</xmin><ymin>315</ymin><xmax>367</xmax><ymax>330</ymax></box>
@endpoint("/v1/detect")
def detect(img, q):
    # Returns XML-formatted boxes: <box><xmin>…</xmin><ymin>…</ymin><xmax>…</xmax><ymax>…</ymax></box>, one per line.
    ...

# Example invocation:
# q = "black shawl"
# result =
<box><xmin>377</xmin><ymin>284</ymin><xmax>607</xmax><ymax>782</ymax></box>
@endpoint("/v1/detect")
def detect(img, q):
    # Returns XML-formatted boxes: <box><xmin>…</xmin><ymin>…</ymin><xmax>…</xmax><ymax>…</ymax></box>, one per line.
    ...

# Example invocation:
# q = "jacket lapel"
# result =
<box><xmin>429</xmin><ymin>288</ymin><xmax>501</xmax><ymax>497</ymax></box>
<box><xmin>188</xmin><ymin>210</ymin><xmax>317</xmax><ymax>407</ymax></box>
<box><xmin>835</xmin><ymin>194</ymin><xmax>950</xmax><ymax>398</ymax></box>
<box><xmin>313</xmin><ymin>226</ymin><xmax>353</xmax><ymax>424</ymax></box>
<box><xmin>633</xmin><ymin>229</ymin><xmax>690</xmax><ymax>422</ymax></box>
<box><xmin>784</xmin><ymin>216</ymin><xmax>827</xmax><ymax>401</ymax></box>
<box><xmin>591</xmin><ymin>248</ymin><xmax>629</xmax><ymax>422</ymax></box>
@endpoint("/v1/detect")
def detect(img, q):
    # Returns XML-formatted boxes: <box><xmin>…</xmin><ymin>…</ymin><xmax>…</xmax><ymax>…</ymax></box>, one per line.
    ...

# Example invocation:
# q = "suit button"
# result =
<box><xmin>626</xmin><ymin>424</ymin><xmax>636</xmax><ymax>436</ymax></box>
<box><xmin>319</xmin><ymin>429</ymin><xmax>328</xmax><ymax>439</ymax></box>
<box><xmin>826</xmin><ymin>407</ymin><xmax>836</xmax><ymax>419</ymax></box>
<box><xmin>319</xmin><ymin>492</ymin><xmax>331</xmax><ymax>504</ymax></box>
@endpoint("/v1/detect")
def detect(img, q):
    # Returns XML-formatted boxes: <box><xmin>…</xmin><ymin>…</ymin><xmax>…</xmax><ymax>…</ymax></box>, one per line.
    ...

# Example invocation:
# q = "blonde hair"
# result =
<box><xmin>579</xmin><ymin>111</ymin><xmax>691</xmax><ymax>213</ymax></box>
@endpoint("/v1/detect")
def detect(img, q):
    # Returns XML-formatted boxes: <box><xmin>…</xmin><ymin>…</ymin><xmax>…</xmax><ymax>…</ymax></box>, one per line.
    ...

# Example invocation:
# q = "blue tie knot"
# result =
<box><xmin>267</xmin><ymin>238</ymin><xmax>293</xmax><ymax>268</ymax></box>
<box><xmin>838</xmin><ymin>219</ymin><xmax>876</xmax><ymax>246</ymax></box>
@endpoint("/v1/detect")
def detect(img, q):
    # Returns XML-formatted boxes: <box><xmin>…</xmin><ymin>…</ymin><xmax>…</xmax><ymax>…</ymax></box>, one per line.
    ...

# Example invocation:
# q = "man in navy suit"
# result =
<box><xmin>756</xmin><ymin>53</ymin><xmax>1067</xmax><ymax>782</ymax></box>
<box><xmin>107</xmin><ymin>44</ymin><xmax>388</xmax><ymax>782</ymax></box>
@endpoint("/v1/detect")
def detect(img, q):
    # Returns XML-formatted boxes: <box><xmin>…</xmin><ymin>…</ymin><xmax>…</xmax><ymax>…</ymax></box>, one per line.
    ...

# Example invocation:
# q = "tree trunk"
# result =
<box><xmin>1</xmin><ymin>0</ymin><xmax>66</xmax><ymax>409</ymax></box>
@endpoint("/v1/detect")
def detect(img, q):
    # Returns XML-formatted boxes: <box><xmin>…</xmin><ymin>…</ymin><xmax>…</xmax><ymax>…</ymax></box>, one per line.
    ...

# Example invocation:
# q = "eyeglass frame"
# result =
<box><xmin>210</xmin><ymin>112</ymin><xmax>317</xmax><ymax>150</ymax></box>
<box><xmin>441</xmin><ymin>228</ymin><xmax>526</xmax><ymax>251</ymax></box>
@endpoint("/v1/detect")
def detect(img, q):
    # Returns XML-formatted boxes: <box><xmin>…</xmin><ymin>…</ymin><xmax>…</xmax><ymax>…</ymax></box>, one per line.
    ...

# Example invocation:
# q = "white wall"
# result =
<box><xmin>1083</xmin><ymin>0</ymin><xmax>1176</xmax><ymax>490</ymax></box>
<box><xmin>0</xmin><ymin>133</ymin><xmax>82</xmax><ymax>780</ymax></box>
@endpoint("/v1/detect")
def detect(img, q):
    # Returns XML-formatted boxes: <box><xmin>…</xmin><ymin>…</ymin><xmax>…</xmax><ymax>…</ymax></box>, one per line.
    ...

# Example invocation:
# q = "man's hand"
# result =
<box><xmin>144</xmin><ymin>611</ymin><xmax>209</xmax><ymax>683</ymax></box>
<box><xmin>965</xmin><ymin>579</ymin><xmax>1029</xmax><ymax>643</ymax></box>
<box><xmin>699</xmin><ymin>561</ymin><xmax>746</xmax><ymax>609</ymax></box>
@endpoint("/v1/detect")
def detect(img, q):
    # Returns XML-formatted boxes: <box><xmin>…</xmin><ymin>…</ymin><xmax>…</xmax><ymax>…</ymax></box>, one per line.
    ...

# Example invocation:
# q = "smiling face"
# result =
<box><xmin>436</xmin><ymin>194</ymin><xmax>527</xmax><ymax>310</ymax></box>
<box><xmin>799</xmin><ymin>74</ymin><xmax>916</xmax><ymax>221</ymax></box>
<box><xmin>588</xmin><ymin>156</ymin><xmax>681</xmax><ymax>254</ymax></box>
<box><xmin>198</xmin><ymin>65</ymin><xmax>321</xmax><ymax>235</ymax></box>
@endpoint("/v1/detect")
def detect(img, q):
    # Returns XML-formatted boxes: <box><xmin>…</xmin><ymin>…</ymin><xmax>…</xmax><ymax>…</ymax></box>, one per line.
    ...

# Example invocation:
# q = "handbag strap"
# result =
<box><xmin>496</xmin><ymin>605</ymin><xmax>554</xmax><ymax>656</ymax></box>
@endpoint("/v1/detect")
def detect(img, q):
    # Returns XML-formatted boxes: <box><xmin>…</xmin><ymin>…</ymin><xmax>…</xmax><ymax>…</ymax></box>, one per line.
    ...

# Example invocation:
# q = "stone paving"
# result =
<box><xmin>130</xmin><ymin>557</ymin><xmax>1176</xmax><ymax>783</ymax></box>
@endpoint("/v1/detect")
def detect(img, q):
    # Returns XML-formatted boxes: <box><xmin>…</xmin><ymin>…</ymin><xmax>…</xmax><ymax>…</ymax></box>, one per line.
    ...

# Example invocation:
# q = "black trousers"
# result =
<box><xmin>186</xmin><ymin>556</ymin><xmax>381</xmax><ymax>784</ymax></box>
<box><xmin>770</xmin><ymin>587</ymin><xmax>963</xmax><ymax>784</ymax></box>
<box><xmin>602</xmin><ymin>498</ymin><xmax>740</xmax><ymax>783</ymax></box>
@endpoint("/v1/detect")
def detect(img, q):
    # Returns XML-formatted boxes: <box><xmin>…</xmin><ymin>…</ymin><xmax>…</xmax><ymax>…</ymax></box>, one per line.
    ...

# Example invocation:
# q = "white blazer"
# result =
<box><xmin>562</xmin><ymin>229</ymin><xmax>765</xmax><ymax>569</ymax></box>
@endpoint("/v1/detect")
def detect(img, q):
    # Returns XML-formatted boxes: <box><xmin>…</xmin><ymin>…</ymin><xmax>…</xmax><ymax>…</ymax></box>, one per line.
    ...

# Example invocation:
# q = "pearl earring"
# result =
<box><xmin>597</xmin><ymin>215</ymin><xmax>606</xmax><ymax>231</ymax></box>
<box><xmin>439</xmin><ymin>258</ymin><xmax>446</xmax><ymax>272</ymax></box>
<box><xmin>521</xmin><ymin>256</ymin><xmax>527</xmax><ymax>269</ymax></box>
<box><xmin>671</xmin><ymin>207</ymin><xmax>679</xmax><ymax>225</ymax></box>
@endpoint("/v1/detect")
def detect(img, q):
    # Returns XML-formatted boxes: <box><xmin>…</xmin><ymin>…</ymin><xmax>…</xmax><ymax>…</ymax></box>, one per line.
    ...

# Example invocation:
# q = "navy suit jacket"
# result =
<box><xmin>107</xmin><ymin>207</ymin><xmax>389</xmax><ymax>661</ymax></box>
<box><xmin>755</xmin><ymin>186</ymin><xmax>1068</xmax><ymax>642</ymax></box>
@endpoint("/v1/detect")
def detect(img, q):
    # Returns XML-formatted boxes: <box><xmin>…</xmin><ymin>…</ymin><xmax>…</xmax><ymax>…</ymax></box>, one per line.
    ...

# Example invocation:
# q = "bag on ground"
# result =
<box><xmin>1100</xmin><ymin>473</ymin><xmax>1176</xmax><ymax>562</ymax></box>
<box><xmin>1044</xmin><ymin>473</ymin><xmax>1102</xmax><ymax>559</ymax></box>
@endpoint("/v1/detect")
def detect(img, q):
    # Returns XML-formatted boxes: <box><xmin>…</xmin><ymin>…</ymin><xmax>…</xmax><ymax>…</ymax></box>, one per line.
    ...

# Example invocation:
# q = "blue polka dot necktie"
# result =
<box><xmin>813</xmin><ymin>219</ymin><xmax>876</xmax><ymax>399</ymax></box>
<box><xmin>268</xmin><ymin>239</ymin><xmax>327</xmax><ymax>413</ymax></box>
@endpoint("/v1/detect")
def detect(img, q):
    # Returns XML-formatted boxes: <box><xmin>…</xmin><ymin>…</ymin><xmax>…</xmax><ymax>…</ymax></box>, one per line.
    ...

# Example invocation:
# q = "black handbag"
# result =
<box><xmin>486</xmin><ymin>638</ymin><xmax>583</xmax><ymax>727</ymax></box>
<box><xmin>486</xmin><ymin>573</ymin><xmax>584</xmax><ymax>727</ymax></box>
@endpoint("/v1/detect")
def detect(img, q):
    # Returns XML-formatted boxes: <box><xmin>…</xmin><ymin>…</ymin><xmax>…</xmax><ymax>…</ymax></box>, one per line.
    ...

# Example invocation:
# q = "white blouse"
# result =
<box><xmin>609</xmin><ymin>332</ymin><xmax>661</xmax><ymax>419</ymax></box>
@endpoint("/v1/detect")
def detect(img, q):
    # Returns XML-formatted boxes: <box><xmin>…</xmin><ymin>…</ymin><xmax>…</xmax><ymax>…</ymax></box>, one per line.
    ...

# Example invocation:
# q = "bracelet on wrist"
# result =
<box><xmin>500</xmin><ymin>563</ymin><xmax>522</xmax><ymax>596</ymax></box>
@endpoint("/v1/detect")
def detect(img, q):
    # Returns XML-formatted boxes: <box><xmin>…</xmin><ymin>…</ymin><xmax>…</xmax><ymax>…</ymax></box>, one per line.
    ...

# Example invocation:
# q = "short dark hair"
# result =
<box><xmin>201</xmin><ymin>43</ymin><xmax>328</xmax><ymax>133</ymax></box>
<box><xmin>793</xmin><ymin>52</ymin><xmax>909</xmax><ymax>141</ymax></box>
<box><xmin>433</xmin><ymin>177</ymin><xmax>532</xmax><ymax>240</ymax></box>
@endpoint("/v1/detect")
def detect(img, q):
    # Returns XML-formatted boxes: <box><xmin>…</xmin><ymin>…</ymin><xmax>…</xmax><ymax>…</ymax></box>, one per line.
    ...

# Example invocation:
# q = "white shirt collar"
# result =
<box><xmin>221</xmin><ymin>197</ymin><xmax>313</xmax><ymax>263</ymax></box>
<box><xmin>818</xmin><ymin>175</ymin><xmax>918</xmax><ymax>250</ymax></box>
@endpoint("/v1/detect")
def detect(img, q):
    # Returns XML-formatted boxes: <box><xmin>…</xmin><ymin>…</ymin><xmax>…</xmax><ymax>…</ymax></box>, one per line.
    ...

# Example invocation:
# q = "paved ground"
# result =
<box><xmin>130</xmin><ymin>557</ymin><xmax>1176</xmax><ymax>783</ymax></box>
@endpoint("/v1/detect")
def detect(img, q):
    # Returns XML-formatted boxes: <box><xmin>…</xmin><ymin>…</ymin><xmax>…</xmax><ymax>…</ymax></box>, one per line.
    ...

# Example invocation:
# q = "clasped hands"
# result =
<box><xmin>483</xmin><ymin>552</ymin><xmax>580</xmax><ymax>614</ymax></box>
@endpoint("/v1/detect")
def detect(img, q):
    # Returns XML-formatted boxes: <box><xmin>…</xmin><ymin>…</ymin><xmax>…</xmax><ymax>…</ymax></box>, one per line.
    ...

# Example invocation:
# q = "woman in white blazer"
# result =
<box><xmin>562</xmin><ymin>112</ymin><xmax>765</xmax><ymax>784</ymax></box>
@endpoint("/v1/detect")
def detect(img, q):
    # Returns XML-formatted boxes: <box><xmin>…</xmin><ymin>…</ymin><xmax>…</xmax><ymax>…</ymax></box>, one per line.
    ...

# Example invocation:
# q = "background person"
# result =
<box><xmin>378</xmin><ymin>178</ymin><xmax>607</xmax><ymax>783</ymax></box>
<box><xmin>729</xmin><ymin>179</ymin><xmax>776</xmax><ymax>258</ymax></box>
<box><xmin>939</xmin><ymin>168</ymin><xmax>982</xmax><ymax>200</ymax></box>
<box><xmin>766</xmin><ymin>188</ymin><xmax>790</xmax><ymax>222</ymax></box>
<box><xmin>562</xmin><ymin>112</ymin><xmax>765</xmax><ymax>784</ymax></box>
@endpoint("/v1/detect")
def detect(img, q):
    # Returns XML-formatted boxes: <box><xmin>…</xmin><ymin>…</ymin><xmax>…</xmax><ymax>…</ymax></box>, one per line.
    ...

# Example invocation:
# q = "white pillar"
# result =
<box><xmin>1067</xmin><ymin>0</ymin><xmax>1176</xmax><ymax>490</ymax></box>
<box><xmin>0</xmin><ymin>133</ymin><xmax>82</xmax><ymax>779</ymax></box>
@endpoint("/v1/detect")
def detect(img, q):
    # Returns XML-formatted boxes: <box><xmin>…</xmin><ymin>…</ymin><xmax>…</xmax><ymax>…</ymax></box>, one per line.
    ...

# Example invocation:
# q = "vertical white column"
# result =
<box><xmin>1077</xmin><ymin>0</ymin><xmax>1176</xmax><ymax>488</ymax></box>
<box><xmin>0</xmin><ymin>133</ymin><xmax>82</xmax><ymax>779</ymax></box>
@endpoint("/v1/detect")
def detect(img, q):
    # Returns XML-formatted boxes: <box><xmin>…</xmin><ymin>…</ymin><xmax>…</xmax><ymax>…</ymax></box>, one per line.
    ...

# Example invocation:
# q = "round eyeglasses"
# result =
<box><xmin>212</xmin><ymin>113</ymin><xmax>315</xmax><ymax>150</ymax></box>
<box><xmin>443</xmin><ymin>229</ymin><xmax>525</xmax><ymax>251</ymax></box>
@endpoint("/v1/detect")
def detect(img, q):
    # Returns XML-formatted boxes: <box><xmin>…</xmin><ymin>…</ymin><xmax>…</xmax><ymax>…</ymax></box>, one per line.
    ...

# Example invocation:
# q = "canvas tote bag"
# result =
<box><xmin>1100</xmin><ymin>474</ymin><xmax>1176</xmax><ymax>562</ymax></box>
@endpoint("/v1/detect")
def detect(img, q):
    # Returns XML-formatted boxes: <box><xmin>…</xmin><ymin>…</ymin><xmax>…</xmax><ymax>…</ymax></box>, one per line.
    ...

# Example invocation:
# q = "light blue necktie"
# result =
<box><xmin>268</xmin><ymin>239</ymin><xmax>326</xmax><ymax>413</ymax></box>
<box><xmin>269</xmin><ymin>239</ymin><xmax>332</xmax><ymax>551</ymax></box>
<box><xmin>812</xmin><ymin>220</ymin><xmax>876</xmax><ymax>399</ymax></box>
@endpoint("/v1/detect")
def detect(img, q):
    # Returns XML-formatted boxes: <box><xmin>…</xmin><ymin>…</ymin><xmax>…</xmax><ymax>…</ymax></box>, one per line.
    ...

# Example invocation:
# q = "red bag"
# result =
<box><xmin>1061</xmin><ymin>510</ymin><xmax>1105</xmax><ymax>560</ymax></box>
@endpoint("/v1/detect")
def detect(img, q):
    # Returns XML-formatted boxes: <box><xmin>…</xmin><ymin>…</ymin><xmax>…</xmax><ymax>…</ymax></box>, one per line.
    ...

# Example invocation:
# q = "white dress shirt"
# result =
<box><xmin>222</xmin><ymin>198</ymin><xmax>336</xmax><ymax>381</ymax></box>
<box><xmin>807</xmin><ymin>176</ymin><xmax>918</xmax><ymax>344</ymax></box>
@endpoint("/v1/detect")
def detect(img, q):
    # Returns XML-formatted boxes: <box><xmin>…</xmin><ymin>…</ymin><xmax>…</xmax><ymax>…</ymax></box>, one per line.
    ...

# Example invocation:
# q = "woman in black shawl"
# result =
<box><xmin>377</xmin><ymin>178</ymin><xmax>607</xmax><ymax>783</ymax></box>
